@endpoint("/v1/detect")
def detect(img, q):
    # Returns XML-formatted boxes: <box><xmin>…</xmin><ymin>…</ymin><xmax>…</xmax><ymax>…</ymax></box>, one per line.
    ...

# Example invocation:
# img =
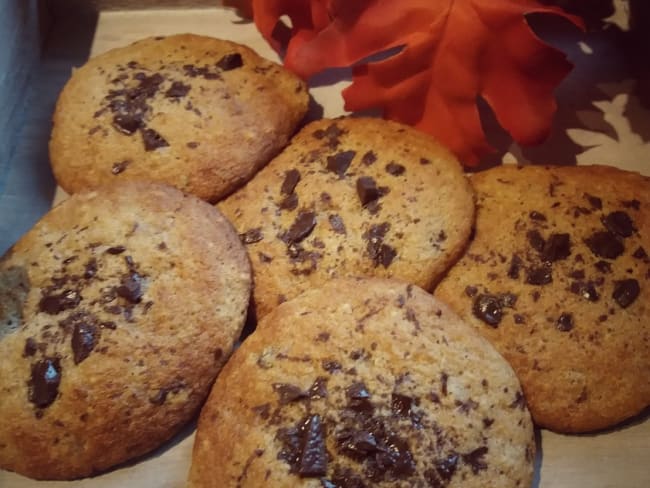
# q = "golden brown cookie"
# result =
<box><xmin>188</xmin><ymin>277</ymin><xmax>535</xmax><ymax>488</ymax></box>
<box><xmin>435</xmin><ymin>165</ymin><xmax>650</xmax><ymax>433</ymax></box>
<box><xmin>49</xmin><ymin>34</ymin><xmax>309</xmax><ymax>202</ymax></box>
<box><xmin>0</xmin><ymin>181</ymin><xmax>251</xmax><ymax>479</ymax></box>
<box><xmin>218</xmin><ymin>117</ymin><xmax>475</xmax><ymax>318</ymax></box>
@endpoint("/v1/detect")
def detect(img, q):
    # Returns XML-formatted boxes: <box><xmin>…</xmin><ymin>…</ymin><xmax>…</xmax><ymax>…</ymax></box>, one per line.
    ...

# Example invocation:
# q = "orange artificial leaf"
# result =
<box><xmin>247</xmin><ymin>0</ymin><xmax>584</xmax><ymax>165</ymax></box>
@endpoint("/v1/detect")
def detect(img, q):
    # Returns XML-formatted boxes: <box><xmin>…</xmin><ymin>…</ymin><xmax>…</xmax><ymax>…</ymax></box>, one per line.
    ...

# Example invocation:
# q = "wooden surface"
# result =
<box><xmin>3</xmin><ymin>5</ymin><xmax>650</xmax><ymax>488</ymax></box>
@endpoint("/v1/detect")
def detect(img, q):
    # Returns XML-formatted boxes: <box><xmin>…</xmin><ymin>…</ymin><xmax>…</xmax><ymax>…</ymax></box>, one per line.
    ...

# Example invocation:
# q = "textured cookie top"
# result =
<box><xmin>0</xmin><ymin>181</ymin><xmax>251</xmax><ymax>479</ymax></box>
<box><xmin>218</xmin><ymin>117</ymin><xmax>475</xmax><ymax>318</ymax></box>
<box><xmin>435</xmin><ymin>165</ymin><xmax>650</xmax><ymax>433</ymax></box>
<box><xmin>49</xmin><ymin>34</ymin><xmax>309</xmax><ymax>202</ymax></box>
<box><xmin>188</xmin><ymin>278</ymin><xmax>534</xmax><ymax>488</ymax></box>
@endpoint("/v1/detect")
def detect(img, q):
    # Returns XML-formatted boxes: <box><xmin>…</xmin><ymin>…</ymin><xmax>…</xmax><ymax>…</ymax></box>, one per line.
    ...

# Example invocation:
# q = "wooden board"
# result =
<box><xmin>3</xmin><ymin>6</ymin><xmax>649</xmax><ymax>488</ymax></box>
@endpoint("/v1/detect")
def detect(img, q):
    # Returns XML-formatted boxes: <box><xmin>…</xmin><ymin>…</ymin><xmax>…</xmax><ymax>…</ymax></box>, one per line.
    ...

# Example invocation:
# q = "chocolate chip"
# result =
<box><xmin>240</xmin><ymin>228</ymin><xmax>263</xmax><ymax>244</ymax></box>
<box><xmin>216</xmin><ymin>52</ymin><xmax>243</xmax><ymax>71</ymax></box>
<box><xmin>585</xmin><ymin>231</ymin><xmax>624</xmax><ymax>259</ymax></box>
<box><xmin>429</xmin><ymin>454</ymin><xmax>459</xmax><ymax>484</ymax></box>
<box><xmin>526</xmin><ymin>230</ymin><xmax>545</xmax><ymax>252</ymax></box>
<box><xmin>141</xmin><ymin>128</ymin><xmax>169</xmax><ymax>151</ymax></box>
<box><xmin>602</xmin><ymin>211</ymin><xmax>635</xmax><ymax>238</ymax></box>
<box><xmin>111</xmin><ymin>160</ymin><xmax>129</xmax><ymax>174</ymax></box>
<box><xmin>385</xmin><ymin>162</ymin><xmax>405</xmax><ymax>176</ymax></box>
<box><xmin>584</xmin><ymin>194</ymin><xmax>602</xmax><ymax>209</ymax></box>
<box><xmin>71</xmin><ymin>322</ymin><xmax>99</xmax><ymax>364</ymax></box>
<box><xmin>39</xmin><ymin>289</ymin><xmax>82</xmax><ymax>315</ymax></box>
<box><xmin>116</xmin><ymin>271</ymin><xmax>143</xmax><ymax>303</ymax></box>
<box><xmin>326</xmin><ymin>151</ymin><xmax>356</xmax><ymax>177</ymax></box>
<box><xmin>465</xmin><ymin>285</ymin><xmax>478</xmax><ymax>297</ymax></box>
<box><xmin>612</xmin><ymin>279</ymin><xmax>640</xmax><ymax>308</ymax></box>
<box><xmin>526</xmin><ymin>265</ymin><xmax>552</xmax><ymax>285</ymax></box>
<box><xmin>621</xmin><ymin>199</ymin><xmax>640</xmax><ymax>210</ymax></box>
<box><xmin>281</xmin><ymin>169</ymin><xmax>301</xmax><ymax>195</ymax></box>
<box><xmin>556</xmin><ymin>313</ymin><xmax>574</xmax><ymax>332</ymax></box>
<box><xmin>347</xmin><ymin>382</ymin><xmax>371</xmax><ymax>400</ymax></box>
<box><xmin>328</xmin><ymin>214</ymin><xmax>346</xmax><ymax>235</ymax></box>
<box><xmin>514</xmin><ymin>314</ymin><xmax>526</xmax><ymax>324</ymax></box>
<box><xmin>356</xmin><ymin>177</ymin><xmax>381</xmax><ymax>206</ymax></box>
<box><xmin>165</xmin><ymin>81</ymin><xmax>191</xmax><ymax>98</ymax></box>
<box><xmin>529</xmin><ymin>211</ymin><xmax>547</xmax><ymax>221</ymax></box>
<box><xmin>322</xmin><ymin>359</ymin><xmax>342</xmax><ymax>373</ymax></box>
<box><xmin>283</xmin><ymin>211</ymin><xmax>317</xmax><ymax>244</ymax></box>
<box><xmin>309</xmin><ymin>377</ymin><xmax>328</xmax><ymax>399</ymax></box>
<box><xmin>542</xmin><ymin>233</ymin><xmax>571</xmax><ymax>262</ymax></box>
<box><xmin>279</xmin><ymin>193</ymin><xmax>299</xmax><ymax>211</ymax></box>
<box><xmin>391</xmin><ymin>393</ymin><xmax>413</xmax><ymax>417</ymax></box>
<box><xmin>594</xmin><ymin>260</ymin><xmax>612</xmax><ymax>273</ymax></box>
<box><xmin>23</xmin><ymin>338</ymin><xmax>37</xmax><ymax>357</ymax></box>
<box><xmin>186</xmin><ymin>141</ymin><xmax>199</xmax><ymax>149</ymax></box>
<box><xmin>508</xmin><ymin>255</ymin><xmax>523</xmax><ymax>279</ymax></box>
<box><xmin>420</xmin><ymin>157</ymin><xmax>431</xmax><ymax>165</ymax></box>
<box><xmin>362</xmin><ymin>151</ymin><xmax>377</xmax><ymax>165</ymax></box>
<box><xmin>112</xmin><ymin>113</ymin><xmax>142</xmax><ymax>134</ymax></box>
<box><xmin>149</xmin><ymin>389</ymin><xmax>168</xmax><ymax>405</ymax></box>
<box><xmin>472</xmin><ymin>294</ymin><xmax>502</xmax><ymax>327</ymax></box>
<box><xmin>364</xmin><ymin>223</ymin><xmax>396</xmax><ymax>268</ymax></box>
<box><xmin>462</xmin><ymin>446</ymin><xmax>488</xmax><ymax>474</ymax></box>
<box><xmin>298</xmin><ymin>415</ymin><xmax>327</xmax><ymax>477</ymax></box>
<box><xmin>273</xmin><ymin>383</ymin><xmax>308</xmax><ymax>404</ymax></box>
<box><xmin>499</xmin><ymin>292</ymin><xmax>518</xmax><ymax>308</ymax></box>
<box><xmin>106</xmin><ymin>245</ymin><xmax>126</xmax><ymax>254</ymax></box>
<box><xmin>570</xmin><ymin>281</ymin><xmax>600</xmax><ymax>302</ymax></box>
<box><xmin>633</xmin><ymin>246</ymin><xmax>648</xmax><ymax>260</ymax></box>
<box><xmin>29</xmin><ymin>358</ymin><xmax>61</xmax><ymax>408</ymax></box>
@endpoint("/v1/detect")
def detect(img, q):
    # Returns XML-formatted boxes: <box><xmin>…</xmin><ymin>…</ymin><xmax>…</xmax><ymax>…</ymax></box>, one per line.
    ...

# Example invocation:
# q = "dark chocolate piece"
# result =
<box><xmin>141</xmin><ymin>128</ymin><xmax>169</xmax><ymax>151</ymax></box>
<box><xmin>298</xmin><ymin>415</ymin><xmax>327</xmax><ymax>477</ymax></box>
<box><xmin>116</xmin><ymin>271</ymin><xmax>144</xmax><ymax>303</ymax></box>
<box><xmin>385</xmin><ymin>162</ymin><xmax>405</xmax><ymax>176</ymax></box>
<box><xmin>612</xmin><ymin>279</ymin><xmax>640</xmax><ymax>308</ymax></box>
<box><xmin>328</xmin><ymin>214</ymin><xmax>347</xmax><ymax>235</ymax></box>
<box><xmin>281</xmin><ymin>169</ymin><xmax>301</xmax><ymax>195</ymax></box>
<box><xmin>216</xmin><ymin>53</ymin><xmax>243</xmax><ymax>71</ymax></box>
<box><xmin>526</xmin><ymin>265</ymin><xmax>552</xmax><ymax>285</ymax></box>
<box><xmin>462</xmin><ymin>446</ymin><xmax>488</xmax><ymax>474</ymax></box>
<box><xmin>541</xmin><ymin>233</ymin><xmax>571</xmax><ymax>262</ymax></box>
<box><xmin>39</xmin><ymin>289</ymin><xmax>81</xmax><ymax>315</ymax></box>
<box><xmin>165</xmin><ymin>81</ymin><xmax>191</xmax><ymax>98</ymax></box>
<box><xmin>284</xmin><ymin>212</ymin><xmax>317</xmax><ymax>244</ymax></box>
<box><xmin>111</xmin><ymin>160</ymin><xmax>129</xmax><ymax>175</ymax></box>
<box><xmin>602</xmin><ymin>211</ymin><xmax>635</xmax><ymax>238</ymax></box>
<box><xmin>529</xmin><ymin>211</ymin><xmax>547</xmax><ymax>221</ymax></box>
<box><xmin>240</xmin><ymin>228</ymin><xmax>263</xmax><ymax>244</ymax></box>
<box><xmin>71</xmin><ymin>321</ymin><xmax>99</xmax><ymax>364</ymax></box>
<box><xmin>556</xmin><ymin>313</ymin><xmax>574</xmax><ymax>332</ymax></box>
<box><xmin>472</xmin><ymin>294</ymin><xmax>502</xmax><ymax>327</ymax></box>
<box><xmin>273</xmin><ymin>383</ymin><xmax>308</xmax><ymax>404</ymax></box>
<box><xmin>362</xmin><ymin>151</ymin><xmax>377</xmax><ymax>165</ymax></box>
<box><xmin>326</xmin><ymin>151</ymin><xmax>356</xmax><ymax>177</ymax></box>
<box><xmin>356</xmin><ymin>177</ymin><xmax>381</xmax><ymax>206</ymax></box>
<box><xmin>584</xmin><ymin>194</ymin><xmax>602</xmax><ymax>209</ymax></box>
<box><xmin>29</xmin><ymin>358</ymin><xmax>62</xmax><ymax>408</ymax></box>
<box><xmin>584</xmin><ymin>231</ymin><xmax>624</xmax><ymax>259</ymax></box>
<box><xmin>526</xmin><ymin>230</ymin><xmax>545</xmax><ymax>252</ymax></box>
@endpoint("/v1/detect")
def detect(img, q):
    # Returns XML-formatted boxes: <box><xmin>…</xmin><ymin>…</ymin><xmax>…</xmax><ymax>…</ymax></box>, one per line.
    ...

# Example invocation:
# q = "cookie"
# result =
<box><xmin>218</xmin><ymin>117</ymin><xmax>475</xmax><ymax>318</ymax></box>
<box><xmin>435</xmin><ymin>165</ymin><xmax>650</xmax><ymax>433</ymax></box>
<box><xmin>188</xmin><ymin>277</ymin><xmax>535</xmax><ymax>488</ymax></box>
<box><xmin>0</xmin><ymin>181</ymin><xmax>251</xmax><ymax>479</ymax></box>
<box><xmin>49</xmin><ymin>34</ymin><xmax>309</xmax><ymax>202</ymax></box>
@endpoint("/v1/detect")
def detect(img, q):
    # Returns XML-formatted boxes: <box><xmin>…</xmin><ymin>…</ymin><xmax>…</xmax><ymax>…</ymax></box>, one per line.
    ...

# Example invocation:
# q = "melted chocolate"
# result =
<box><xmin>541</xmin><ymin>233</ymin><xmax>571</xmax><ymax>262</ymax></box>
<box><xmin>472</xmin><ymin>294</ymin><xmax>502</xmax><ymax>327</ymax></box>
<box><xmin>584</xmin><ymin>231</ymin><xmax>624</xmax><ymax>259</ymax></box>
<box><xmin>29</xmin><ymin>358</ymin><xmax>62</xmax><ymax>408</ymax></box>
<box><xmin>526</xmin><ymin>230</ymin><xmax>545</xmax><ymax>252</ymax></box>
<box><xmin>612</xmin><ymin>279</ymin><xmax>640</xmax><ymax>308</ymax></box>
<box><xmin>602</xmin><ymin>211</ymin><xmax>635</xmax><ymax>238</ymax></box>
<box><xmin>556</xmin><ymin>313</ymin><xmax>574</xmax><ymax>332</ymax></box>
<box><xmin>462</xmin><ymin>446</ymin><xmax>488</xmax><ymax>474</ymax></box>
<box><xmin>165</xmin><ymin>81</ymin><xmax>191</xmax><ymax>98</ymax></box>
<box><xmin>508</xmin><ymin>255</ymin><xmax>523</xmax><ymax>279</ymax></box>
<box><xmin>39</xmin><ymin>289</ymin><xmax>81</xmax><ymax>315</ymax></box>
<box><xmin>526</xmin><ymin>265</ymin><xmax>552</xmax><ymax>285</ymax></box>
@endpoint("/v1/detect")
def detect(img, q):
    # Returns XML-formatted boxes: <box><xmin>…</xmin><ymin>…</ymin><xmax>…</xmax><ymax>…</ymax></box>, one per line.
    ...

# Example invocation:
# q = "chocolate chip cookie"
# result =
<box><xmin>49</xmin><ymin>34</ymin><xmax>309</xmax><ymax>202</ymax></box>
<box><xmin>435</xmin><ymin>165</ymin><xmax>650</xmax><ymax>433</ymax></box>
<box><xmin>188</xmin><ymin>277</ymin><xmax>535</xmax><ymax>487</ymax></box>
<box><xmin>0</xmin><ymin>181</ymin><xmax>251</xmax><ymax>479</ymax></box>
<box><xmin>218</xmin><ymin>117</ymin><xmax>475</xmax><ymax>318</ymax></box>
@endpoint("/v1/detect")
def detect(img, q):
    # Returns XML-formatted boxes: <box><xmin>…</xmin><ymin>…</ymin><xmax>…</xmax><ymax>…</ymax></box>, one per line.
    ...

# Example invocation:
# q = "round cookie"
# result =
<box><xmin>188</xmin><ymin>277</ymin><xmax>535</xmax><ymax>488</ymax></box>
<box><xmin>435</xmin><ymin>165</ymin><xmax>650</xmax><ymax>433</ymax></box>
<box><xmin>0</xmin><ymin>181</ymin><xmax>251</xmax><ymax>479</ymax></box>
<box><xmin>49</xmin><ymin>34</ymin><xmax>309</xmax><ymax>202</ymax></box>
<box><xmin>218</xmin><ymin>117</ymin><xmax>475</xmax><ymax>318</ymax></box>
<box><xmin>189</xmin><ymin>278</ymin><xmax>535</xmax><ymax>487</ymax></box>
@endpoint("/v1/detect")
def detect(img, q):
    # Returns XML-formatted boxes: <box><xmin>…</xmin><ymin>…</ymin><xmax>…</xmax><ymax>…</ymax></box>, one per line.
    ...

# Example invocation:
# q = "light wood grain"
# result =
<box><xmin>6</xmin><ymin>6</ymin><xmax>650</xmax><ymax>487</ymax></box>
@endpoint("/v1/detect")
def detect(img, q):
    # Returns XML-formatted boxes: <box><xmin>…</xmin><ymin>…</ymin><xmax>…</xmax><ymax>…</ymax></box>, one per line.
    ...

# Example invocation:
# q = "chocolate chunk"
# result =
<box><xmin>602</xmin><ymin>211</ymin><xmax>635</xmax><ymax>238</ymax></box>
<box><xmin>584</xmin><ymin>194</ymin><xmax>602</xmax><ymax>209</ymax></box>
<box><xmin>217</xmin><ymin>52</ymin><xmax>243</xmax><ymax>71</ymax></box>
<box><xmin>141</xmin><ymin>128</ymin><xmax>169</xmax><ymax>151</ymax></box>
<box><xmin>279</xmin><ymin>193</ymin><xmax>299</xmax><ymax>211</ymax></box>
<box><xmin>420</xmin><ymin>157</ymin><xmax>431</xmax><ymax>165</ymax></box>
<box><xmin>328</xmin><ymin>214</ymin><xmax>346</xmax><ymax>235</ymax></box>
<box><xmin>112</xmin><ymin>113</ymin><xmax>142</xmax><ymax>134</ymax></box>
<box><xmin>499</xmin><ymin>292</ymin><xmax>518</xmax><ymax>308</ymax></box>
<box><xmin>570</xmin><ymin>269</ymin><xmax>585</xmax><ymax>280</ymax></box>
<box><xmin>298</xmin><ymin>415</ymin><xmax>327</xmax><ymax>477</ymax></box>
<box><xmin>364</xmin><ymin>223</ymin><xmax>396</xmax><ymax>267</ymax></box>
<box><xmin>281</xmin><ymin>169</ymin><xmax>301</xmax><ymax>195</ymax></box>
<box><xmin>111</xmin><ymin>160</ymin><xmax>129</xmax><ymax>174</ymax></box>
<box><xmin>356</xmin><ymin>177</ymin><xmax>381</xmax><ymax>206</ymax></box>
<box><xmin>391</xmin><ymin>393</ymin><xmax>413</xmax><ymax>417</ymax></box>
<box><xmin>149</xmin><ymin>389</ymin><xmax>168</xmax><ymax>405</ymax></box>
<box><xmin>462</xmin><ymin>446</ymin><xmax>488</xmax><ymax>474</ymax></box>
<box><xmin>309</xmin><ymin>377</ymin><xmax>328</xmax><ymax>399</ymax></box>
<box><xmin>165</xmin><ymin>81</ymin><xmax>191</xmax><ymax>98</ymax></box>
<box><xmin>106</xmin><ymin>245</ymin><xmax>126</xmax><ymax>254</ymax></box>
<box><xmin>29</xmin><ymin>358</ymin><xmax>62</xmax><ymax>408</ymax></box>
<box><xmin>526</xmin><ymin>265</ymin><xmax>552</xmax><ymax>285</ymax></box>
<box><xmin>347</xmin><ymin>382</ymin><xmax>371</xmax><ymax>400</ymax></box>
<box><xmin>621</xmin><ymin>199</ymin><xmax>640</xmax><ymax>210</ymax></box>
<box><xmin>284</xmin><ymin>212</ymin><xmax>317</xmax><ymax>244</ymax></box>
<box><xmin>273</xmin><ymin>383</ymin><xmax>308</xmax><ymax>404</ymax></box>
<box><xmin>434</xmin><ymin>453</ymin><xmax>459</xmax><ymax>482</ymax></box>
<box><xmin>612</xmin><ymin>279</ymin><xmax>640</xmax><ymax>308</ymax></box>
<box><xmin>322</xmin><ymin>359</ymin><xmax>342</xmax><ymax>373</ymax></box>
<box><xmin>529</xmin><ymin>211</ymin><xmax>547</xmax><ymax>221</ymax></box>
<box><xmin>585</xmin><ymin>231</ymin><xmax>624</xmax><ymax>259</ymax></box>
<box><xmin>23</xmin><ymin>338</ymin><xmax>37</xmax><ymax>357</ymax></box>
<box><xmin>39</xmin><ymin>289</ymin><xmax>81</xmax><ymax>315</ymax></box>
<box><xmin>556</xmin><ymin>313</ymin><xmax>574</xmax><ymax>332</ymax></box>
<box><xmin>542</xmin><ymin>233</ymin><xmax>571</xmax><ymax>262</ymax></box>
<box><xmin>633</xmin><ymin>246</ymin><xmax>648</xmax><ymax>260</ymax></box>
<box><xmin>326</xmin><ymin>151</ymin><xmax>356</xmax><ymax>177</ymax></box>
<box><xmin>385</xmin><ymin>162</ymin><xmax>405</xmax><ymax>176</ymax></box>
<box><xmin>465</xmin><ymin>285</ymin><xmax>478</xmax><ymax>297</ymax></box>
<box><xmin>526</xmin><ymin>230</ymin><xmax>545</xmax><ymax>252</ymax></box>
<box><xmin>508</xmin><ymin>254</ymin><xmax>523</xmax><ymax>279</ymax></box>
<box><xmin>594</xmin><ymin>260</ymin><xmax>612</xmax><ymax>273</ymax></box>
<box><xmin>362</xmin><ymin>151</ymin><xmax>377</xmax><ymax>165</ymax></box>
<box><xmin>472</xmin><ymin>294</ymin><xmax>502</xmax><ymax>327</ymax></box>
<box><xmin>116</xmin><ymin>271</ymin><xmax>144</xmax><ymax>303</ymax></box>
<box><xmin>83</xmin><ymin>258</ymin><xmax>98</xmax><ymax>279</ymax></box>
<box><xmin>71</xmin><ymin>322</ymin><xmax>99</xmax><ymax>364</ymax></box>
<box><xmin>570</xmin><ymin>281</ymin><xmax>600</xmax><ymax>302</ymax></box>
<box><xmin>240</xmin><ymin>228</ymin><xmax>263</xmax><ymax>244</ymax></box>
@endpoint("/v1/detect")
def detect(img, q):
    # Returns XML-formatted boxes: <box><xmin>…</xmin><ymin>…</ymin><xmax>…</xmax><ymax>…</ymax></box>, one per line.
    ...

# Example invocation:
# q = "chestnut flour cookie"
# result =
<box><xmin>49</xmin><ymin>34</ymin><xmax>309</xmax><ymax>202</ymax></box>
<box><xmin>436</xmin><ymin>165</ymin><xmax>650</xmax><ymax>433</ymax></box>
<box><xmin>0</xmin><ymin>181</ymin><xmax>251</xmax><ymax>479</ymax></box>
<box><xmin>219</xmin><ymin>117</ymin><xmax>474</xmax><ymax>318</ymax></box>
<box><xmin>188</xmin><ymin>278</ymin><xmax>535</xmax><ymax>488</ymax></box>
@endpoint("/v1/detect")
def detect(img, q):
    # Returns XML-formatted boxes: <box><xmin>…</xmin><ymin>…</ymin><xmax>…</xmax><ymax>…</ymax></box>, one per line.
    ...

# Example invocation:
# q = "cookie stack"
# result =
<box><xmin>0</xmin><ymin>31</ymin><xmax>647</xmax><ymax>488</ymax></box>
